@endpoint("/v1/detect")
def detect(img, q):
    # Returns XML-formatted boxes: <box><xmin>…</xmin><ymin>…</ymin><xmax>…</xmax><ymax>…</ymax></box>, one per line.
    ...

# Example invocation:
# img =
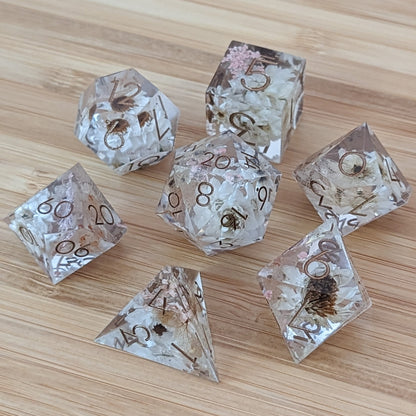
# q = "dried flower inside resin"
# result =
<box><xmin>206</xmin><ymin>40</ymin><xmax>306</xmax><ymax>163</ymax></box>
<box><xmin>258</xmin><ymin>221</ymin><xmax>371</xmax><ymax>363</ymax></box>
<box><xmin>294</xmin><ymin>123</ymin><xmax>412</xmax><ymax>235</ymax></box>
<box><xmin>4</xmin><ymin>163</ymin><xmax>127</xmax><ymax>284</ymax></box>
<box><xmin>95</xmin><ymin>266</ymin><xmax>219</xmax><ymax>382</ymax></box>
<box><xmin>75</xmin><ymin>68</ymin><xmax>180</xmax><ymax>174</ymax></box>
<box><xmin>304</xmin><ymin>275</ymin><xmax>338</xmax><ymax>318</ymax></box>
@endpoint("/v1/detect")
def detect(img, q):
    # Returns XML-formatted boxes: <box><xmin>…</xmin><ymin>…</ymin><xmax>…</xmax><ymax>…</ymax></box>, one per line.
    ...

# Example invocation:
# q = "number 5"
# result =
<box><xmin>241</xmin><ymin>57</ymin><xmax>278</xmax><ymax>91</ymax></box>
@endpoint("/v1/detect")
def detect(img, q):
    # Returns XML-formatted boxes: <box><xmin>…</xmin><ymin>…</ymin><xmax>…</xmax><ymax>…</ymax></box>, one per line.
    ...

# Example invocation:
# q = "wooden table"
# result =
<box><xmin>1</xmin><ymin>1</ymin><xmax>415</xmax><ymax>415</ymax></box>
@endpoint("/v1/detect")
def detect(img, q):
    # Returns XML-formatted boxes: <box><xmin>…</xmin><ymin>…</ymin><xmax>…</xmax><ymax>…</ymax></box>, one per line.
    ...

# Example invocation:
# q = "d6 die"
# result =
<box><xmin>294</xmin><ymin>123</ymin><xmax>412</xmax><ymax>235</ymax></box>
<box><xmin>75</xmin><ymin>68</ymin><xmax>179</xmax><ymax>175</ymax></box>
<box><xmin>156</xmin><ymin>131</ymin><xmax>281</xmax><ymax>255</ymax></box>
<box><xmin>258</xmin><ymin>221</ymin><xmax>371</xmax><ymax>363</ymax></box>
<box><xmin>4</xmin><ymin>164</ymin><xmax>127</xmax><ymax>284</ymax></box>
<box><xmin>206</xmin><ymin>40</ymin><xmax>306</xmax><ymax>163</ymax></box>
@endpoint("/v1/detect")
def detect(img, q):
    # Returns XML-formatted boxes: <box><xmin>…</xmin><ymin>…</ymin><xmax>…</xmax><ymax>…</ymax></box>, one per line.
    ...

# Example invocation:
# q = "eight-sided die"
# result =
<box><xmin>294</xmin><ymin>123</ymin><xmax>412</xmax><ymax>235</ymax></box>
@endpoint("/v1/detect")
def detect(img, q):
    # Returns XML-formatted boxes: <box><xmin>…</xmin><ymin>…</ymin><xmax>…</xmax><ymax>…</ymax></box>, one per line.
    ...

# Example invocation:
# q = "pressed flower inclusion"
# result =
<box><xmin>75</xmin><ymin>68</ymin><xmax>179</xmax><ymax>175</ymax></box>
<box><xmin>294</xmin><ymin>123</ymin><xmax>412</xmax><ymax>235</ymax></box>
<box><xmin>95</xmin><ymin>266</ymin><xmax>219</xmax><ymax>382</ymax></box>
<box><xmin>258</xmin><ymin>221</ymin><xmax>371</xmax><ymax>363</ymax></box>
<box><xmin>206</xmin><ymin>41</ymin><xmax>306</xmax><ymax>163</ymax></box>
<box><xmin>156</xmin><ymin>131</ymin><xmax>281</xmax><ymax>255</ymax></box>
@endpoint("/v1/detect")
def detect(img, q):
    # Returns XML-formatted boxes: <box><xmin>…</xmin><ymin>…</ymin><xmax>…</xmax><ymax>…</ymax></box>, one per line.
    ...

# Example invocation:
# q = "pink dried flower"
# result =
<box><xmin>297</xmin><ymin>251</ymin><xmax>308</xmax><ymax>260</ymax></box>
<box><xmin>222</xmin><ymin>44</ymin><xmax>262</xmax><ymax>78</ymax></box>
<box><xmin>263</xmin><ymin>289</ymin><xmax>273</xmax><ymax>301</ymax></box>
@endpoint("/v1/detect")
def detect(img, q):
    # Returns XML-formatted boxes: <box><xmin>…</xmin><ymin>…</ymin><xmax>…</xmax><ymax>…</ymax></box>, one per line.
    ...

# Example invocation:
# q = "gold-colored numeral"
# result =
<box><xmin>201</xmin><ymin>152</ymin><xmax>231</xmax><ymax>169</ymax></box>
<box><xmin>37</xmin><ymin>198</ymin><xmax>74</xmax><ymax>218</ymax></box>
<box><xmin>220</xmin><ymin>208</ymin><xmax>248</xmax><ymax>230</ymax></box>
<box><xmin>152</xmin><ymin>109</ymin><xmax>169</xmax><ymax>141</ymax></box>
<box><xmin>309</xmin><ymin>180</ymin><xmax>333</xmax><ymax>211</ymax></box>
<box><xmin>88</xmin><ymin>204</ymin><xmax>115</xmax><ymax>225</ymax></box>
<box><xmin>195</xmin><ymin>182</ymin><xmax>214</xmax><ymax>207</ymax></box>
<box><xmin>303</xmin><ymin>239</ymin><xmax>341</xmax><ymax>280</ymax></box>
<box><xmin>147</xmin><ymin>288</ymin><xmax>167</xmax><ymax>315</ymax></box>
<box><xmin>168</xmin><ymin>192</ymin><xmax>182</xmax><ymax>216</ymax></box>
<box><xmin>229</xmin><ymin>112</ymin><xmax>256</xmax><ymax>137</ymax></box>
<box><xmin>109</xmin><ymin>78</ymin><xmax>141</xmax><ymax>112</ymax></box>
<box><xmin>55</xmin><ymin>240</ymin><xmax>90</xmax><ymax>257</ymax></box>
<box><xmin>240</xmin><ymin>56</ymin><xmax>279</xmax><ymax>91</ymax></box>
<box><xmin>19</xmin><ymin>226</ymin><xmax>38</xmax><ymax>246</ymax></box>
<box><xmin>241</xmin><ymin>150</ymin><xmax>260</xmax><ymax>170</ymax></box>
<box><xmin>104</xmin><ymin>118</ymin><xmax>128</xmax><ymax>150</ymax></box>
<box><xmin>350</xmin><ymin>194</ymin><xmax>376</xmax><ymax>216</ymax></box>
<box><xmin>256</xmin><ymin>186</ymin><xmax>272</xmax><ymax>210</ymax></box>
<box><xmin>338</xmin><ymin>151</ymin><xmax>366</xmax><ymax>176</ymax></box>
<box><xmin>171</xmin><ymin>342</ymin><xmax>197</xmax><ymax>364</ymax></box>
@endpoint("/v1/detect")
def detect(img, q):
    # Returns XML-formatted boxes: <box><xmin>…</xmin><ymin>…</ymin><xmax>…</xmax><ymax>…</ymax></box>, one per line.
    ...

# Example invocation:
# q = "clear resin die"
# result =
<box><xmin>75</xmin><ymin>68</ymin><xmax>179</xmax><ymax>174</ymax></box>
<box><xmin>206</xmin><ymin>41</ymin><xmax>306</xmax><ymax>163</ymax></box>
<box><xmin>156</xmin><ymin>131</ymin><xmax>281</xmax><ymax>255</ymax></box>
<box><xmin>95</xmin><ymin>266</ymin><xmax>218</xmax><ymax>382</ymax></box>
<box><xmin>4</xmin><ymin>164</ymin><xmax>127</xmax><ymax>284</ymax></box>
<box><xmin>258</xmin><ymin>221</ymin><xmax>371</xmax><ymax>363</ymax></box>
<box><xmin>294</xmin><ymin>123</ymin><xmax>412</xmax><ymax>235</ymax></box>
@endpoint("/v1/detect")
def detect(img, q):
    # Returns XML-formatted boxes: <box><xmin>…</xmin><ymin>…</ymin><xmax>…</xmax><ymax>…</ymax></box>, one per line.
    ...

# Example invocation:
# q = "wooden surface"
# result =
<box><xmin>0</xmin><ymin>1</ymin><xmax>415</xmax><ymax>415</ymax></box>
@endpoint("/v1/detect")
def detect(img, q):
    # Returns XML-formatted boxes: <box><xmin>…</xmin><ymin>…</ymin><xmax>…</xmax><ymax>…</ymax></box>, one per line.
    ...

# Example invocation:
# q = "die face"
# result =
<box><xmin>75</xmin><ymin>68</ymin><xmax>179</xmax><ymax>175</ymax></box>
<box><xmin>156</xmin><ymin>132</ymin><xmax>281</xmax><ymax>255</ymax></box>
<box><xmin>294</xmin><ymin>123</ymin><xmax>412</xmax><ymax>235</ymax></box>
<box><xmin>5</xmin><ymin>164</ymin><xmax>127</xmax><ymax>284</ymax></box>
<box><xmin>258</xmin><ymin>221</ymin><xmax>371</xmax><ymax>363</ymax></box>
<box><xmin>95</xmin><ymin>266</ymin><xmax>219</xmax><ymax>382</ymax></box>
<box><xmin>206</xmin><ymin>40</ymin><xmax>306</xmax><ymax>163</ymax></box>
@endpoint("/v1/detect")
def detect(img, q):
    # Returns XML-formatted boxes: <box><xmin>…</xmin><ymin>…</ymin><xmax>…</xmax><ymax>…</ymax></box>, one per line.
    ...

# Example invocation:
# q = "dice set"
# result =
<box><xmin>4</xmin><ymin>40</ymin><xmax>412</xmax><ymax>372</ymax></box>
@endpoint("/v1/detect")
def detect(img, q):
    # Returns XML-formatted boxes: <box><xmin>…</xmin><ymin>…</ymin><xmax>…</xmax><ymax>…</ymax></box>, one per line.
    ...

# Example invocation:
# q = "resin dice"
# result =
<box><xmin>258</xmin><ymin>221</ymin><xmax>371</xmax><ymax>363</ymax></box>
<box><xmin>95</xmin><ymin>266</ymin><xmax>219</xmax><ymax>382</ymax></box>
<box><xmin>156</xmin><ymin>131</ymin><xmax>281</xmax><ymax>255</ymax></box>
<box><xmin>75</xmin><ymin>68</ymin><xmax>179</xmax><ymax>174</ymax></box>
<box><xmin>206</xmin><ymin>40</ymin><xmax>306</xmax><ymax>163</ymax></box>
<box><xmin>4</xmin><ymin>164</ymin><xmax>127</xmax><ymax>284</ymax></box>
<box><xmin>294</xmin><ymin>123</ymin><xmax>412</xmax><ymax>235</ymax></box>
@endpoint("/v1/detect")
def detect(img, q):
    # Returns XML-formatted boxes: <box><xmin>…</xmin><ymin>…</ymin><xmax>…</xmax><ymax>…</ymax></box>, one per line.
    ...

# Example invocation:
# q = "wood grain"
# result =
<box><xmin>0</xmin><ymin>1</ymin><xmax>415</xmax><ymax>415</ymax></box>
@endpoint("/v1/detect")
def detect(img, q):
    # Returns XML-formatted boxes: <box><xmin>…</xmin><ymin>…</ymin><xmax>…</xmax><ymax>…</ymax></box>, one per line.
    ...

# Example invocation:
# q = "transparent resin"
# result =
<box><xmin>258</xmin><ymin>221</ymin><xmax>371</xmax><ymax>363</ymax></box>
<box><xmin>4</xmin><ymin>164</ymin><xmax>127</xmax><ymax>284</ymax></box>
<box><xmin>206</xmin><ymin>40</ymin><xmax>306</xmax><ymax>163</ymax></box>
<box><xmin>294</xmin><ymin>123</ymin><xmax>412</xmax><ymax>235</ymax></box>
<box><xmin>75</xmin><ymin>68</ymin><xmax>180</xmax><ymax>175</ymax></box>
<box><xmin>156</xmin><ymin>131</ymin><xmax>281</xmax><ymax>255</ymax></box>
<box><xmin>95</xmin><ymin>266</ymin><xmax>219</xmax><ymax>382</ymax></box>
